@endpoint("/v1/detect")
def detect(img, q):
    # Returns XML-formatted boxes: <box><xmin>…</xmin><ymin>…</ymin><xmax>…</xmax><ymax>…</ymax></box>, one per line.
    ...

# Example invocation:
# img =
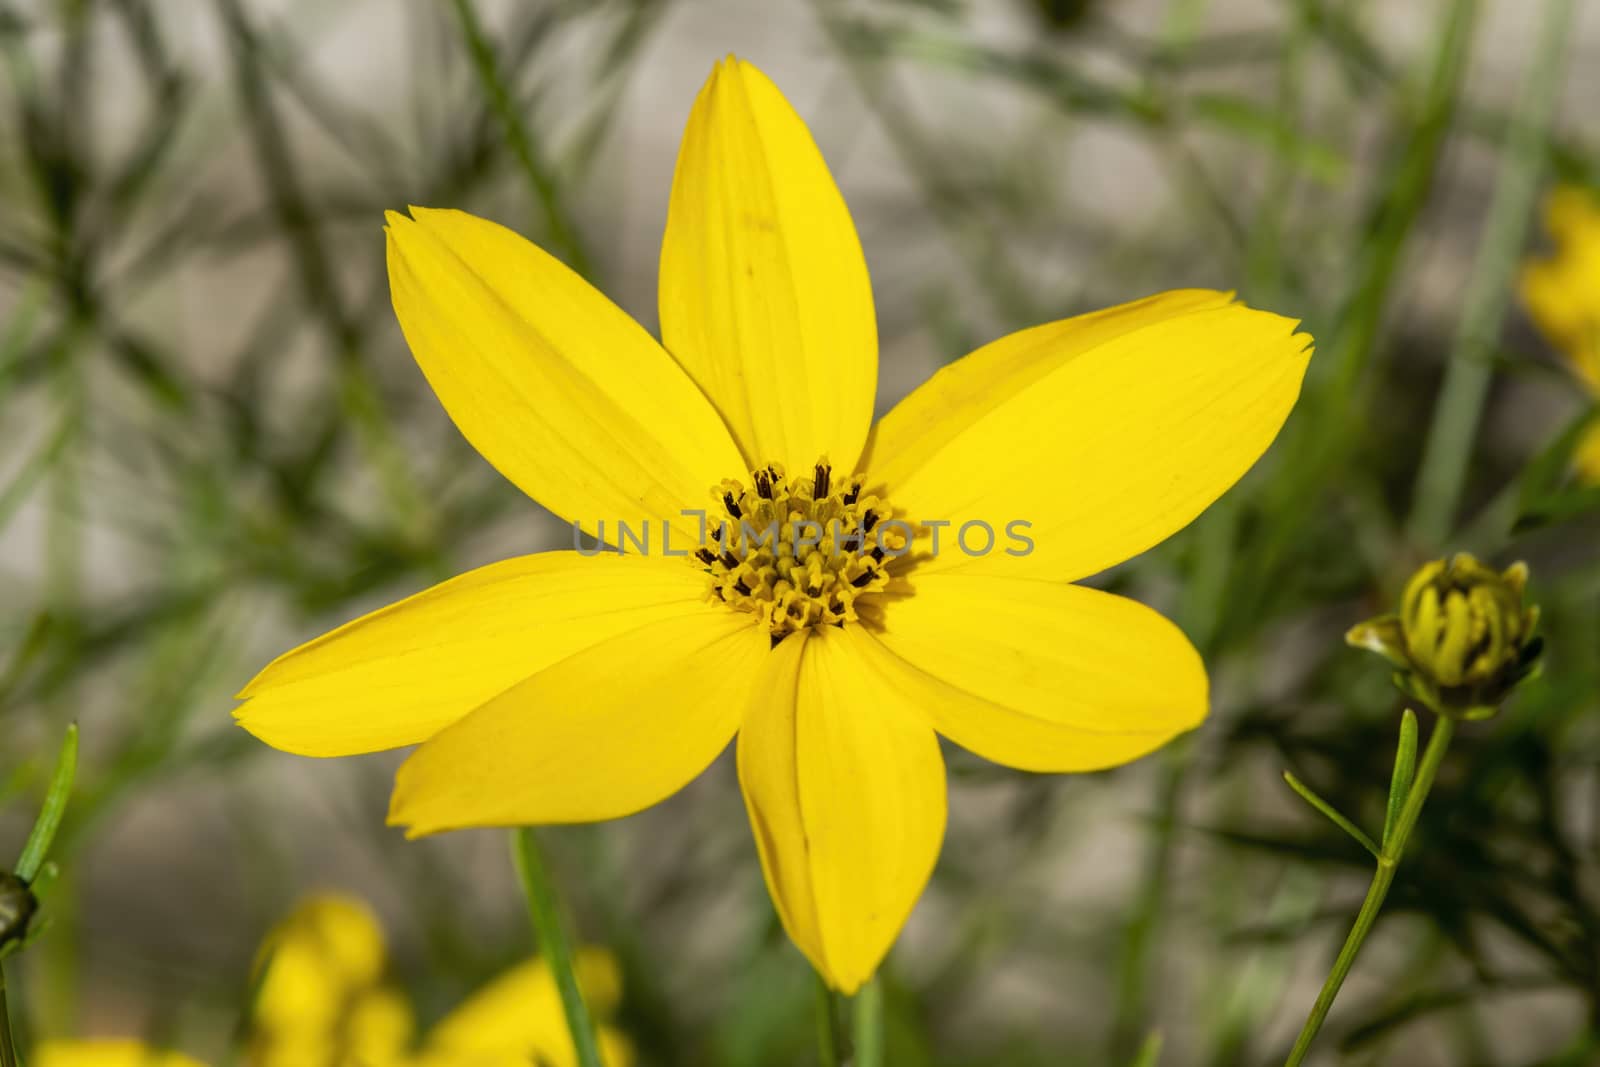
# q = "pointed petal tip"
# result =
<box><xmin>386</xmin><ymin>791</ymin><xmax>421</xmax><ymax>836</ymax></box>
<box><xmin>827</xmin><ymin>970</ymin><xmax>866</xmax><ymax>997</ymax></box>
<box><xmin>703</xmin><ymin>55</ymin><xmax>736</xmax><ymax>92</ymax></box>
<box><xmin>387</xmin><ymin>762</ymin><xmax>449</xmax><ymax>838</ymax></box>
<box><xmin>230</xmin><ymin>716</ymin><xmax>278</xmax><ymax>750</ymax></box>
<box><xmin>386</xmin><ymin>801</ymin><xmax>448</xmax><ymax>841</ymax></box>
<box><xmin>400</xmin><ymin>205</ymin><xmax>453</xmax><ymax>232</ymax></box>
<box><xmin>1222</xmin><ymin>293</ymin><xmax>1316</xmax><ymax>356</ymax></box>
<box><xmin>382</xmin><ymin>207</ymin><xmax>412</xmax><ymax>230</ymax></box>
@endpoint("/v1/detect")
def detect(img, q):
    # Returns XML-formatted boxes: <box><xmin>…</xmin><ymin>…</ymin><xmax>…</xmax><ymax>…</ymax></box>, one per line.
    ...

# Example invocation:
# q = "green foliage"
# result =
<box><xmin>1</xmin><ymin>0</ymin><xmax>1598</xmax><ymax>1064</ymax></box>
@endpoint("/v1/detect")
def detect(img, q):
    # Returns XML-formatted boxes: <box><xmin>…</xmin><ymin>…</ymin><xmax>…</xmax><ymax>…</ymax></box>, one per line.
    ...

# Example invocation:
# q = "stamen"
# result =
<box><xmin>695</xmin><ymin>458</ymin><xmax>899</xmax><ymax>639</ymax></box>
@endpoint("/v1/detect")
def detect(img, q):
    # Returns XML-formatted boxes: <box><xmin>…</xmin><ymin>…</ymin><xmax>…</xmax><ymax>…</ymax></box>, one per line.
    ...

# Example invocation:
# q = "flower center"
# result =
<box><xmin>694</xmin><ymin>460</ymin><xmax>904</xmax><ymax>641</ymax></box>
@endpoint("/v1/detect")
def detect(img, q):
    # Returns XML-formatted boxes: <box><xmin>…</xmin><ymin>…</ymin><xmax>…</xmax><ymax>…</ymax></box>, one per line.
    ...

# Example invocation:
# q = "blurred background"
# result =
<box><xmin>2</xmin><ymin>0</ymin><xmax>1599</xmax><ymax>1064</ymax></box>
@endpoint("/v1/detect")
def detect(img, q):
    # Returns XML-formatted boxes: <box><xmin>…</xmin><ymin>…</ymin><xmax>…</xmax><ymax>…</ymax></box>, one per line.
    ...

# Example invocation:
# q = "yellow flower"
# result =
<box><xmin>34</xmin><ymin>1042</ymin><xmax>206</xmax><ymax>1067</ymax></box>
<box><xmin>414</xmin><ymin>951</ymin><xmax>633</xmax><ymax>1067</ymax></box>
<box><xmin>237</xmin><ymin>57</ymin><xmax>1312</xmax><ymax>991</ymax></box>
<box><xmin>36</xmin><ymin>895</ymin><xmax>629</xmax><ymax>1067</ymax></box>
<box><xmin>249</xmin><ymin>893</ymin><xmax>632</xmax><ymax>1067</ymax></box>
<box><xmin>1520</xmin><ymin>185</ymin><xmax>1600</xmax><ymax>480</ymax></box>
<box><xmin>250</xmin><ymin>893</ymin><xmax>411</xmax><ymax>1067</ymax></box>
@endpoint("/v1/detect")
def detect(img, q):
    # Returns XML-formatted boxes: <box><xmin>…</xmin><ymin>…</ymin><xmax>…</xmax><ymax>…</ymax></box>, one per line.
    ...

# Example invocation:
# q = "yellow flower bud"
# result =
<box><xmin>1348</xmin><ymin>554</ymin><xmax>1542</xmax><ymax>718</ymax></box>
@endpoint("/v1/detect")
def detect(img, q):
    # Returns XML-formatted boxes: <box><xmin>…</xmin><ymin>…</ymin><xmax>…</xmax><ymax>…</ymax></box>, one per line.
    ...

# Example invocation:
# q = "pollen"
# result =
<box><xmin>695</xmin><ymin>460</ymin><xmax>905</xmax><ymax>641</ymax></box>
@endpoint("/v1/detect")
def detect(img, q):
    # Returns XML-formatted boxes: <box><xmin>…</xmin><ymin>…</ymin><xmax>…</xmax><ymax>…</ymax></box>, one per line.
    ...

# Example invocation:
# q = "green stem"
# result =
<box><xmin>1408</xmin><ymin>0</ymin><xmax>1579</xmax><ymax>544</ymax></box>
<box><xmin>852</xmin><ymin>977</ymin><xmax>884</xmax><ymax>1067</ymax></box>
<box><xmin>813</xmin><ymin>976</ymin><xmax>842</xmax><ymax>1067</ymax></box>
<box><xmin>450</xmin><ymin>0</ymin><xmax>591</xmax><ymax>278</ymax></box>
<box><xmin>1111</xmin><ymin>746</ymin><xmax>1188</xmax><ymax>1058</ymax></box>
<box><xmin>1283</xmin><ymin>715</ymin><xmax>1456</xmax><ymax>1067</ymax></box>
<box><xmin>0</xmin><ymin>966</ymin><xmax>17</xmax><ymax>1067</ymax></box>
<box><xmin>511</xmin><ymin>829</ymin><xmax>603</xmax><ymax>1067</ymax></box>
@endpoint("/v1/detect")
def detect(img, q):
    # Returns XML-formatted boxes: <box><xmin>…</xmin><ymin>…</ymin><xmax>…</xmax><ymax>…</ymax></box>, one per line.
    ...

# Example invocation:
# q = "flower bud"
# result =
<box><xmin>1347</xmin><ymin>554</ymin><xmax>1542</xmax><ymax>718</ymax></box>
<box><xmin>0</xmin><ymin>872</ymin><xmax>36</xmax><ymax>950</ymax></box>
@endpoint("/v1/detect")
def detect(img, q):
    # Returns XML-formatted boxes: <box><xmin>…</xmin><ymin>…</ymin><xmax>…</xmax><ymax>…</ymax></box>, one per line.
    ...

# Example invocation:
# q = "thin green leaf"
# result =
<box><xmin>449</xmin><ymin>0</ymin><xmax>590</xmax><ymax>277</ymax></box>
<box><xmin>1513</xmin><ymin>484</ymin><xmax>1600</xmax><ymax>533</ymax></box>
<box><xmin>1383</xmin><ymin>709</ymin><xmax>1419</xmax><ymax>849</ymax></box>
<box><xmin>14</xmin><ymin>723</ymin><xmax>78</xmax><ymax>883</ymax></box>
<box><xmin>1515</xmin><ymin>407</ymin><xmax>1598</xmax><ymax>511</ymax></box>
<box><xmin>1282</xmin><ymin>771</ymin><xmax>1380</xmax><ymax>859</ymax></box>
<box><xmin>1129</xmin><ymin>1030</ymin><xmax>1164</xmax><ymax>1067</ymax></box>
<box><xmin>1188</xmin><ymin>93</ymin><xmax>1348</xmax><ymax>182</ymax></box>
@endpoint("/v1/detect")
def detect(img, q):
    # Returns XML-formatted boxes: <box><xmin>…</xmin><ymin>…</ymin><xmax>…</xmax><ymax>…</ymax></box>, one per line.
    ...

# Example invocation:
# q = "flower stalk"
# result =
<box><xmin>853</xmin><ymin>977</ymin><xmax>885</xmax><ymax>1067</ymax></box>
<box><xmin>0</xmin><ymin>968</ymin><xmax>15</xmax><ymax>1067</ymax></box>
<box><xmin>1282</xmin><ymin>714</ymin><xmax>1453</xmax><ymax>1067</ymax></box>
<box><xmin>814</xmin><ymin>977</ymin><xmax>843</xmax><ymax>1067</ymax></box>
<box><xmin>1</xmin><ymin>723</ymin><xmax>79</xmax><ymax>1067</ymax></box>
<box><xmin>1284</xmin><ymin>555</ymin><xmax>1540</xmax><ymax>1064</ymax></box>
<box><xmin>511</xmin><ymin>828</ymin><xmax>604</xmax><ymax>1067</ymax></box>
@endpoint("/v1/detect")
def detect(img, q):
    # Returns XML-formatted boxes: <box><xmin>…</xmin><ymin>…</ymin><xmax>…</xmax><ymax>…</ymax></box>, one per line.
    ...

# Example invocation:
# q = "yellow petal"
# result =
<box><xmin>871</xmin><ymin>574</ymin><xmax>1207</xmax><ymax>771</ymax></box>
<box><xmin>660</xmin><ymin>58</ymin><xmax>877</xmax><ymax>474</ymax></box>
<box><xmin>34</xmin><ymin>1043</ymin><xmax>208</xmax><ymax>1067</ymax></box>
<box><xmin>1575</xmin><ymin>418</ymin><xmax>1600</xmax><ymax>484</ymax></box>
<box><xmin>1520</xmin><ymin>187</ymin><xmax>1600</xmax><ymax>390</ymax></box>
<box><xmin>390</xmin><ymin>608</ymin><xmax>767</xmax><ymax>834</ymax></box>
<box><xmin>388</xmin><ymin>206</ymin><xmax>744</xmax><ymax>542</ymax></box>
<box><xmin>347</xmin><ymin>987</ymin><xmax>417</xmax><ymax>1065</ymax></box>
<box><xmin>425</xmin><ymin>949</ymin><xmax>630</xmax><ymax>1067</ymax></box>
<box><xmin>252</xmin><ymin>893</ymin><xmax>389</xmax><ymax>1034</ymax></box>
<box><xmin>237</xmin><ymin>552</ymin><xmax>710</xmax><ymax>757</ymax></box>
<box><xmin>860</xmin><ymin>290</ymin><xmax>1312</xmax><ymax>581</ymax></box>
<box><xmin>737</xmin><ymin>625</ymin><xmax>946</xmax><ymax>993</ymax></box>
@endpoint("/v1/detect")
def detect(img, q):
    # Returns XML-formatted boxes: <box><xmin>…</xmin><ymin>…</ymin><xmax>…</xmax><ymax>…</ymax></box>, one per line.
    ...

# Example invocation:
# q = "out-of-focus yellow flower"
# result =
<box><xmin>249</xmin><ymin>893</ymin><xmax>631</xmax><ymax>1067</ymax></box>
<box><xmin>251</xmin><ymin>892</ymin><xmax>395</xmax><ymax>1064</ymax></box>
<box><xmin>33</xmin><ymin>895</ymin><xmax>630</xmax><ymax>1067</ymax></box>
<box><xmin>34</xmin><ymin>1042</ymin><xmax>207</xmax><ymax>1067</ymax></box>
<box><xmin>414</xmin><ymin>949</ymin><xmax>632</xmax><ymax>1067</ymax></box>
<box><xmin>237</xmin><ymin>55</ymin><xmax>1313</xmax><ymax>991</ymax></box>
<box><xmin>1520</xmin><ymin>185</ymin><xmax>1600</xmax><ymax>480</ymax></box>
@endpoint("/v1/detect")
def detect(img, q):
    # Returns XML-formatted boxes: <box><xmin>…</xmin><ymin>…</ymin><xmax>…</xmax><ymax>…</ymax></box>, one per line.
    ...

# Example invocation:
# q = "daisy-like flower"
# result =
<box><xmin>237</xmin><ymin>57</ymin><xmax>1312</xmax><ymax>992</ymax></box>
<box><xmin>1521</xmin><ymin>185</ymin><xmax>1600</xmax><ymax>480</ymax></box>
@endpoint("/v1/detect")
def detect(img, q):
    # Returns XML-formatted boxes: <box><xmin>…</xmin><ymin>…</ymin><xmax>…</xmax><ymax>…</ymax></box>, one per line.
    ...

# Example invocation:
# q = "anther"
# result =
<box><xmin>697</xmin><ymin>458</ymin><xmax>898</xmax><ymax>639</ymax></box>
